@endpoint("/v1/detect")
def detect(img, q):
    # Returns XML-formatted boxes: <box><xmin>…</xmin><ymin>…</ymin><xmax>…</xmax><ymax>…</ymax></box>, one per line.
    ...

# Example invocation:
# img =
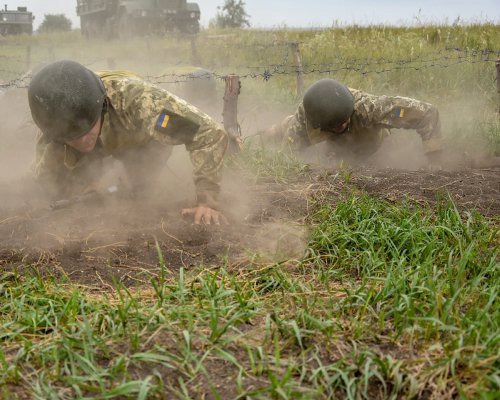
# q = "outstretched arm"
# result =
<box><xmin>357</xmin><ymin>91</ymin><xmax>442</xmax><ymax>155</ymax></box>
<box><xmin>128</xmin><ymin>82</ymin><xmax>228</xmax><ymax>224</ymax></box>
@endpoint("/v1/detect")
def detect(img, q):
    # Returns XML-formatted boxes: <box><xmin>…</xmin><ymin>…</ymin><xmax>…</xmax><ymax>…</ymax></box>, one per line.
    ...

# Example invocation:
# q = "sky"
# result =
<box><xmin>10</xmin><ymin>0</ymin><xmax>500</xmax><ymax>30</ymax></box>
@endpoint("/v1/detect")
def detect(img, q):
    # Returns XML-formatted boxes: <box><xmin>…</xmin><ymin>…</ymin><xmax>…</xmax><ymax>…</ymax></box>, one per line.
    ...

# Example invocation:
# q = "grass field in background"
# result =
<box><xmin>1</xmin><ymin>24</ymin><xmax>499</xmax><ymax>398</ymax></box>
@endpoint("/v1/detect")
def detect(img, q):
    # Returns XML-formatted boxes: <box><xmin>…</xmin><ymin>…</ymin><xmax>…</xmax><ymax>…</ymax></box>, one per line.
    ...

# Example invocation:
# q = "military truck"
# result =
<box><xmin>0</xmin><ymin>5</ymin><xmax>34</xmax><ymax>35</ymax></box>
<box><xmin>76</xmin><ymin>0</ymin><xmax>200</xmax><ymax>39</ymax></box>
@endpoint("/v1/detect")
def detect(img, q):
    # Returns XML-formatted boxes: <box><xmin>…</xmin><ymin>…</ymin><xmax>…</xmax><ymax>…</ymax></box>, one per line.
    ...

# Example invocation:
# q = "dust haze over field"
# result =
<box><xmin>0</xmin><ymin>22</ymin><xmax>499</xmax><ymax>399</ymax></box>
<box><xmin>0</xmin><ymin>32</ymin><xmax>499</xmax><ymax>259</ymax></box>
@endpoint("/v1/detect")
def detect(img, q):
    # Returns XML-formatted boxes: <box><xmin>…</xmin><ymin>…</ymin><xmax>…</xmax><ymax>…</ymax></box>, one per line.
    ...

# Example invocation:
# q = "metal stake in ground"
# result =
<box><xmin>223</xmin><ymin>74</ymin><xmax>242</xmax><ymax>155</ymax></box>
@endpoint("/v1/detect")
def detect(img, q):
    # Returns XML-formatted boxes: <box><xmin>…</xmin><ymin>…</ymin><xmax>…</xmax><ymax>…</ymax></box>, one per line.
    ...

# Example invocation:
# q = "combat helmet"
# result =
<box><xmin>302</xmin><ymin>79</ymin><xmax>354</xmax><ymax>131</ymax></box>
<box><xmin>28</xmin><ymin>60</ymin><xmax>106</xmax><ymax>142</ymax></box>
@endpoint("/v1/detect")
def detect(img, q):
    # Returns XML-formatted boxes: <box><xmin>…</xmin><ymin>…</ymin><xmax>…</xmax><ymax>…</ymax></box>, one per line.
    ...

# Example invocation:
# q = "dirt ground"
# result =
<box><xmin>350</xmin><ymin>165</ymin><xmax>500</xmax><ymax>216</ymax></box>
<box><xmin>0</xmin><ymin>163</ymin><xmax>498</xmax><ymax>289</ymax></box>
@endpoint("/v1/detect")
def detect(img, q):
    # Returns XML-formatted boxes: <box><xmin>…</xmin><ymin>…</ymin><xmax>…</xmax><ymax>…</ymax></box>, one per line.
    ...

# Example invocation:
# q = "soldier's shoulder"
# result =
<box><xmin>349</xmin><ymin>87</ymin><xmax>372</xmax><ymax>99</ymax></box>
<box><xmin>98</xmin><ymin>70</ymin><xmax>147</xmax><ymax>92</ymax></box>
<box><xmin>96</xmin><ymin>70</ymin><xmax>143</xmax><ymax>81</ymax></box>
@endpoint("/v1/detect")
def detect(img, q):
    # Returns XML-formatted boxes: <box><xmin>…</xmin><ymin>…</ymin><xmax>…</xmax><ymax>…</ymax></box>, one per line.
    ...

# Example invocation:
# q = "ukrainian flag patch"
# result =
<box><xmin>154</xmin><ymin>109</ymin><xmax>201</xmax><ymax>143</ymax></box>
<box><xmin>156</xmin><ymin>112</ymin><xmax>170</xmax><ymax>128</ymax></box>
<box><xmin>394</xmin><ymin>108</ymin><xmax>405</xmax><ymax>118</ymax></box>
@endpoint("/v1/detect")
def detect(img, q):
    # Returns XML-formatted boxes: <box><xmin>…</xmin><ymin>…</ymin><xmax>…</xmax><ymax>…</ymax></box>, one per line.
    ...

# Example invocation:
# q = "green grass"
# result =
<box><xmin>226</xmin><ymin>140</ymin><xmax>310</xmax><ymax>183</ymax></box>
<box><xmin>1</xmin><ymin>195</ymin><xmax>498</xmax><ymax>398</ymax></box>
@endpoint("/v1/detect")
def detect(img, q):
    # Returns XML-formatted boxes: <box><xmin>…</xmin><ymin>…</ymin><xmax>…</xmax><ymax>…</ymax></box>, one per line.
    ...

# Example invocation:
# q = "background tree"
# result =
<box><xmin>38</xmin><ymin>14</ymin><xmax>72</xmax><ymax>33</ymax></box>
<box><xmin>214</xmin><ymin>0</ymin><xmax>250</xmax><ymax>28</ymax></box>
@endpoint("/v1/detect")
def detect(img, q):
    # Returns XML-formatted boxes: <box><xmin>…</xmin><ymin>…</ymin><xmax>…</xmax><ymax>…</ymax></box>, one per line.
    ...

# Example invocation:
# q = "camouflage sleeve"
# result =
<box><xmin>184</xmin><ymin>119</ymin><xmax>228</xmax><ymax>209</ymax></box>
<box><xmin>114</xmin><ymin>79</ymin><xmax>228</xmax><ymax>208</ymax></box>
<box><xmin>357</xmin><ymin>91</ymin><xmax>442</xmax><ymax>154</ymax></box>
<box><xmin>268</xmin><ymin>103</ymin><xmax>311</xmax><ymax>150</ymax></box>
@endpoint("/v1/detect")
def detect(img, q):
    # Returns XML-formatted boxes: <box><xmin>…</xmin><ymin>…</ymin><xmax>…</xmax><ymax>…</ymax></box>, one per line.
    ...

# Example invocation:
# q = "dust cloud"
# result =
<box><xmin>0</xmin><ymin>73</ymin><xmax>307</xmax><ymax>264</ymax></box>
<box><xmin>0</xmin><ymin>37</ymin><xmax>498</xmax><ymax>268</ymax></box>
<box><xmin>0</xmin><ymin>87</ymin><xmax>43</xmax><ymax>212</ymax></box>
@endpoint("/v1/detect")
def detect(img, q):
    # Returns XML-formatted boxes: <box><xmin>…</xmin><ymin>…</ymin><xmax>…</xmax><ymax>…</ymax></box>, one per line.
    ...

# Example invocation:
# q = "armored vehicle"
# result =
<box><xmin>0</xmin><ymin>5</ymin><xmax>34</xmax><ymax>35</ymax></box>
<box><xmin>76</xmin><ymin>0</ymin><xmax>200</xmax><ymax>39</ymax></box>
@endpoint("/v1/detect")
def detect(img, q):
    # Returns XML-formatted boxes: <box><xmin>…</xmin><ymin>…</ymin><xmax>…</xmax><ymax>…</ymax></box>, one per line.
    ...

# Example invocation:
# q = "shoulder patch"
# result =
<box><xmin>394</xmin><ymin>108</ymin><xmax>405</xmax><ymax>118</ymax></box>
<box><xmin>156</xmin><ymin>112</ymin><xmax>170</xmax><ymax>129</ymax></box>
<box><xmin>155</xmin><ymin>109</ymin><xmax>200</xmax><ymax>143</ymax></box>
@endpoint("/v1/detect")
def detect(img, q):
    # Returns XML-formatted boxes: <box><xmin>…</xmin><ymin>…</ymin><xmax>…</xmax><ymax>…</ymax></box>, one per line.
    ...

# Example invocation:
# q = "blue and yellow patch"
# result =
<box><xmin>156</xmin><ymin>112</ymin><xmax>170</xmax><ymax>129</ymax></box>
<box><xmin>154</xmin><ymin>109</ymin><xmax>200</xmax><ymax>143</ymax></box>
<box><xmin>394</xmin><ymin>108</ymin><xmax>405</xmax><ymax>118</ymax></box>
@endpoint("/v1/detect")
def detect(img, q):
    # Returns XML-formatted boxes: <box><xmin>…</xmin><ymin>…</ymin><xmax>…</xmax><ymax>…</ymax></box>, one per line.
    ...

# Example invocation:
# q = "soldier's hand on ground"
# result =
<box><xmin>426</xmin><ymin>150</ymin><xmax>443</xmax><ymax>170</ymax></box>
<box><xmin>181</xmin><ymin>205</ymin><xmax>228</xmax><ymax>225</ymax></box>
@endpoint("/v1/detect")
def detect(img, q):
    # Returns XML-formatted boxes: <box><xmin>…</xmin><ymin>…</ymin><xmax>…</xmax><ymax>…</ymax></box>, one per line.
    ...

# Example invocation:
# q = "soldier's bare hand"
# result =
<box><xmin>181</xmin><ymin>205</ymin><xmax>228</xmax><ymax>225</ymax></box>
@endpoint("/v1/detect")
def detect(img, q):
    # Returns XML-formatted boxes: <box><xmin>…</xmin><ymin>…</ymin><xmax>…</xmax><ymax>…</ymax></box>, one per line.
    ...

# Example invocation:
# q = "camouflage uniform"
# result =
<box><xmin>270</xmin><ymin>88</ymin><xmax>442</xmax><ymax>158</ymax></box>
<box><xmin>33</xmin><ymin>71</ymin><xmax>228</xmax><ymax>208</ymax></box>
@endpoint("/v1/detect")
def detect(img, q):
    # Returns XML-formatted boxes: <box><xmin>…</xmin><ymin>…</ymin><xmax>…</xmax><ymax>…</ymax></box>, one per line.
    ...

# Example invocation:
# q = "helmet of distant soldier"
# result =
<box><xmin>28</xmin><ymin>60</ymin><xmax>106</xmax><ymax>142</ymax></box>
<box><xmin>302</xmin><ymin>79</ymin><xmax>354</xmax><ymax>131</ymax></box>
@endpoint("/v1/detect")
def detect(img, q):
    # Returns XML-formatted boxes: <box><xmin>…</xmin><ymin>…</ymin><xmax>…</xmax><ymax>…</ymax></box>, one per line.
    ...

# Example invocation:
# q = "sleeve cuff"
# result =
<box><xmin>196</xmin><ymin>191</ymin><xmax>219</xmax><ymax>209</ymax></box>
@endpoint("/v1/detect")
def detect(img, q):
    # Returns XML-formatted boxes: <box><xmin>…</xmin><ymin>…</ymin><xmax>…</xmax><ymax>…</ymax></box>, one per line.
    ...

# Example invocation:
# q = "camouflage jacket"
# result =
<box><xmin>33</xmin><ymin>71</ymin><xmax>228</xmax><ymax>207</ymax></box>
<box><xmin>271</xmin><ymin>88</ymin><xmax>442</xmax><ymax>156</ymax></box>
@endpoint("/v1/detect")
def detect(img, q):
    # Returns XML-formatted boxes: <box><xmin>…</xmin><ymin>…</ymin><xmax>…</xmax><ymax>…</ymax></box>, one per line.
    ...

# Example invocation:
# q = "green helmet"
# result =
<box><xmin>302</xmin><ymin>79</ymin><xmax>354</xmax><ymax>131</ymax></box>
<box><xmin>28</xmin><ymin>60</ymin><xmax>106</xmax><ymax>142</ymax></box>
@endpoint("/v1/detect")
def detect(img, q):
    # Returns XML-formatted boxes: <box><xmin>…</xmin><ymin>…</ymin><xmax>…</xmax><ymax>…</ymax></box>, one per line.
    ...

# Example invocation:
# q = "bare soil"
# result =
<box><xmin>350</xmin><ymin>166</ymin><xmax>500</xmax><ymax>216</ymax></box>
<box><xmin>1</xmin><ymin>165</ymin><xmax>498</xmax><ymax>289</ymax></box>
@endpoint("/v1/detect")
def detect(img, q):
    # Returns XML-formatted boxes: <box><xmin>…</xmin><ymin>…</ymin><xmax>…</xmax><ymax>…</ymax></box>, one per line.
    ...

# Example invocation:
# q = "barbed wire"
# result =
<box><xmin>1</xmin><ymin>46</ymin><xmax>498</xmax><ymax>90</ymax></box>
<box><xmin>143</xmin><ymin>54</ymin><xmax>497</xmax><ymax>84</ymax></box>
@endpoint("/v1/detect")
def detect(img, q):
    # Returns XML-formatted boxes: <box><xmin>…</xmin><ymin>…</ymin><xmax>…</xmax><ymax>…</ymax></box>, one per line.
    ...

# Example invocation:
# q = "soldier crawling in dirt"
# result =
<box><xmin>267</xmin><ymin>78</ymin><xmax>443</xmax><ymax>166</ymax></box>
<box><xmin>28</xmin><ymin>60</ymin><xmax>228</xmax><ymax>225</ymax></box>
